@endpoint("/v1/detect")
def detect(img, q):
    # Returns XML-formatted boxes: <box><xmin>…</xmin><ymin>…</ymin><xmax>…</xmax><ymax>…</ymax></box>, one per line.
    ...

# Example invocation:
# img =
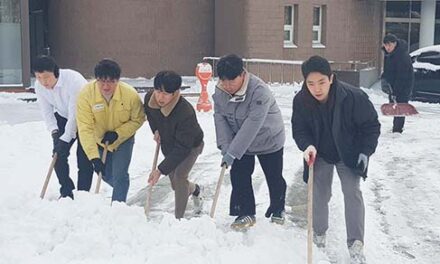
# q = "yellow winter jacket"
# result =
<box><xmin>76</xmin><ymin>80</ymin><xmax>145</xmax><ymax>160</ymax></box>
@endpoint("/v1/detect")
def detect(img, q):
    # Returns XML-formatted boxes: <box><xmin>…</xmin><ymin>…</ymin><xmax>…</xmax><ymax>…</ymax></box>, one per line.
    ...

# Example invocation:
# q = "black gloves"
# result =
<box><xmin>265</xmin><ymin>206</ymin><xmax>274</xmax><ymax>218</ymax></box>
<box><xmin>381</xmin><ymin>78</ymin><xmax>393</xmax><ymax>95</ymax></box>
<box><xmin>91</xmin><ymin>158</ymin><xmax>105</xmax><ymax>175</ymax></box>
<box><xmin>54</xmin><ymin>140</ymin><xmax>70</xmax><ymax>158</ymax></box>
<box><xmin>102</xmin><ymin>131</ymin><xmax>118</xmax><ymax>144</ymax></box>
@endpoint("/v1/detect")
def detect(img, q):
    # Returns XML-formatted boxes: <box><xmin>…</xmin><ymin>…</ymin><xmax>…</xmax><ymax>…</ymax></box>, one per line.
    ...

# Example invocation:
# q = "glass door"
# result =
<box><xmin>0</xmin><ymin>0</ymin><xmax>23</xmax><ymax>86</ymax></box>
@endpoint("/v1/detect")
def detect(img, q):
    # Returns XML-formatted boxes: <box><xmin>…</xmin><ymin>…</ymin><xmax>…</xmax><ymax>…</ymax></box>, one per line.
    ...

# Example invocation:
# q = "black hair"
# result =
<box><xmin>32</xmin><ymin>56</ymin><xmax>60</xmax><ymax>78</ymax></box>
<box><xmin>383</xmin><ymin>33</ymin><xmax>398</xmax><ymax>44</ymax></box>
<box><xmin>153</xmin><ymin>70</ymin><xmax>182</xmax><ymax>93</ymax></box>
<box><xmin>94</xmin><ymin>59</ymin><xmax>121</xmax><ymax>80</ymax></box>
<box><xmin>216</xmin><ymin>54</ymin><xmax>244</xmax><ymax>80</ymax></box>
<box><xmin>301</xmin><ymin>55</ymin><xmax>332</xmax><ymax>80</ymax></box>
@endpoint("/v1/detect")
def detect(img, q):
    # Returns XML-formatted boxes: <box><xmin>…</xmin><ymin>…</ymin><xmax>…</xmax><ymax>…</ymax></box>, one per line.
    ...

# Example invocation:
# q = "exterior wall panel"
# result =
<box><xmin>48</xmin><ymin>0</ymin><xmax>214</xmax><ymax>78</ymax></box>
<box><xmin>214</xmin><ymin>0</ymin><xmax>248</xmax><ymax>57</ymax></box>
<box><xmin>46</xmin><ymin>0</ymin><xmax>382</xmax><ymax>82</ymax></box>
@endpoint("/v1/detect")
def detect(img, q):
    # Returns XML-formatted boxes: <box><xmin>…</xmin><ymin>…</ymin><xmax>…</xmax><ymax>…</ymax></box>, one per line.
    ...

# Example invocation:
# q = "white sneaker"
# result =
<box><xmin>313</xmin><ymin>233</ymin><xmax>326</xmax><ymax>248</ymax></box>
<box><xmin>191</xmin><ymin>184</ymin><xmax>204</xmax><ymax>215</ymax></box>
<box><xmin>349</xmin><ymin>240</ymin><xmax>367</xmax><ymax>264</ymax></box>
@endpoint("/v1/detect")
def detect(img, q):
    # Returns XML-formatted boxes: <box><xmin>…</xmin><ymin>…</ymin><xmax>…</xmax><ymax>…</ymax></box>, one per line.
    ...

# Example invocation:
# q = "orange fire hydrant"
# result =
<box><xmin>195</xmin><ymin>62</ymin><xmax>213</xmax><ymax>112</ymax></box>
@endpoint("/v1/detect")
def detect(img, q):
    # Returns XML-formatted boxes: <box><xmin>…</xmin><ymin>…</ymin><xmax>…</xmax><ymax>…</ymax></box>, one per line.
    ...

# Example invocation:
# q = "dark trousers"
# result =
<box><xmin>54</xmin><ymin>113</ymin><xmax>94</xmax><ymax>196</ymax></box>
<box><xmin>389</xmin><ymin>94</ymin><xmax>408</xmax><ymax>133</ymax></box>
<box><xmin>229</xmin><ymin>148</ymin><xmax>286</xmax><ymax>216</ymax></box>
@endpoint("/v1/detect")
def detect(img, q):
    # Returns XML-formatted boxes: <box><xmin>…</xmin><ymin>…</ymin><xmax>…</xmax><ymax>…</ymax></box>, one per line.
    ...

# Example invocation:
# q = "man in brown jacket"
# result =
<box><xmin>144</xmin><ymin>71</ymin><xmax>204</xmax><ymax>219</ymax></box>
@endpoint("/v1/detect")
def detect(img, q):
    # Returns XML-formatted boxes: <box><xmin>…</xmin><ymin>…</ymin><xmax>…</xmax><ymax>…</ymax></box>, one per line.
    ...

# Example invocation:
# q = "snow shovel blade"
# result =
<box><xmin>380</xmin><ymin>103</ymin><xmax>418</xmax><ymax>116</ymax></box>
<box><xmin>126</xmin><ymin>186</ymin><xmax>149</xmax><ymax>206</ymax></box>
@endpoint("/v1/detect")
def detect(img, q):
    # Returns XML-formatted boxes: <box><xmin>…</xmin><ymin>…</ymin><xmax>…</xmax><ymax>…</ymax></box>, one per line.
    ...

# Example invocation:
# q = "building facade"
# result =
<box><xmin>1</xmin><ymin>0</ymin><xmax>439</xmax><ymax>88</ymax></box>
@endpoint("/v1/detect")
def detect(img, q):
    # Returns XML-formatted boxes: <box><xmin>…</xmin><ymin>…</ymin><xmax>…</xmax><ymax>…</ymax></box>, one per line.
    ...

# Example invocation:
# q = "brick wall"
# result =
<box><xmin>48</xmin><ymin>0</ymin><xmax>214</xmax><ymax>78</ymax></box>
<box><xmin>47</xmin><ymin>0</ymin><xmax>383</xmax><ymax>82</ymax></box>
<box><xmin>214</xmin><ymin>0</ymin><xmax>383</xmax><ymax>82</ymax></box>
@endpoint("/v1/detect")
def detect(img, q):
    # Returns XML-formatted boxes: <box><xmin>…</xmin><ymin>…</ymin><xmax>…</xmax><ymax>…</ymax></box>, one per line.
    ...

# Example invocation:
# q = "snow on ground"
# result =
<box><xmin>0</xmin><ymin>80</ymin><xmax>439</xmax><ymax>264</ymax></box>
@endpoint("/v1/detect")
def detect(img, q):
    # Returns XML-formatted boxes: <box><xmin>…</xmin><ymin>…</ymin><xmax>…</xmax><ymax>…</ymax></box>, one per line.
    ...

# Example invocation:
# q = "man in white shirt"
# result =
<box><xmin>33</xmin><ymin>56</ymin><xmax>93</xmax><ymax>199</ymax></box>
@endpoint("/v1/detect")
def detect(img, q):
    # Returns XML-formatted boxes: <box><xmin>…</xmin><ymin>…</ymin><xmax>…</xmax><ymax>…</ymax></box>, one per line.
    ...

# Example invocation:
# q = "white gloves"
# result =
<box><xmin>356</xmin><ymin>153</ymin><xmax>369</xmax><ymax>174</ymax></box>
<box><xmin>304</xmin><ymin>145</ymin><xmax>317</xmax><ymax>163</ymax></box>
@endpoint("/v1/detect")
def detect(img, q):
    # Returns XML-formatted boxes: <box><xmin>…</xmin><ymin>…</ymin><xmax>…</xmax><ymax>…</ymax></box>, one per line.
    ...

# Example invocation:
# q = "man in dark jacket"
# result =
<box><xmin>381</xmin><ymin>33</ymin><xmax>414</xmax><ymax>133</ymax></box>
<box><xmin>144</xmin><ymin>71</ymin><xmax>204</xmax><ymax>219</ymax></box>
<box><xmin>292</xmin><ymin>56</ymin><xmax>380</xmax><ymax>264</ymax></box>
<box><xmin>213</xmin><ymin>54</ymin><xmax>287</xmax><ymax>229</ymax></box>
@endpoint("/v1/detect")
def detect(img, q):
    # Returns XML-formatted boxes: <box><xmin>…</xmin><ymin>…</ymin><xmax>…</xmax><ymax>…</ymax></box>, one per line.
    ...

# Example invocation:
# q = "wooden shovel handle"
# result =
<box><xmin>307</xmin><ymin>160</ymin><xmax>315</xmax><ymax>264</ymax></box>
<box><xmin>95</xmin><ymin>142</ymin><xmax>109</xmax><ymax>194</ymax></box>
<box><xmin>40</xmin><ymin>153</ymin><xmax>58</xmax><ymax>199</ymax></box>
<box><xmin>144</xmin><ymin>142</ymin><xmax>161</xmax><ymax>217</ymax></box>
<box><xmin>210</xmin><ymin>165</ymin><xmax>227</xmax><ymax>218</ymax></box>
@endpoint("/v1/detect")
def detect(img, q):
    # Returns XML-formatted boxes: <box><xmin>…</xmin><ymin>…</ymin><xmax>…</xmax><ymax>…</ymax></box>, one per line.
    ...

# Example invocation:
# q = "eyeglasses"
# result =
<box><xmin>97</xmin><ymin>78</ymin><xmax>118</xmax><ymax>84</ymax></box>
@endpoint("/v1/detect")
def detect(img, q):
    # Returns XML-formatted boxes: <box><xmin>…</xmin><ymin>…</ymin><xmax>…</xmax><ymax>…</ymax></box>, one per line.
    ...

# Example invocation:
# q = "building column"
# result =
<box><xmin>21</xmin><ymin>0</ymin><xmax>30</xmax><ymax>87</ymax></box>
<box><xmin>419</xmin><ymin>0</ymin><xmax>436</xmax><ymax>48</ymax></box>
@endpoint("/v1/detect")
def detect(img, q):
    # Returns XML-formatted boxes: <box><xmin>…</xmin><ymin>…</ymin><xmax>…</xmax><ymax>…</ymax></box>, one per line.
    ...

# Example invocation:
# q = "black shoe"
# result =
<box><xmin>313</xmin><ymin>233</ymin><xmax>326</xmax><ymax>248</ymax></box>
<box><xmin>271</xmin><ymin>210</ymin><xmax>286</xmax><ymax>225</ymax></box>
<box><xmin>192</xmin><ymin>184</ymin><xmax>201</xmax><ymax>197</ymax></box>
<box><xmin>59</xmin><ymin>192</ymin><xmax>74</xmax><ymax>200</ymax></box>
<box><xmin>231</xmin><ymin>215</ymin><xmax>256</xmax><ymax>230</ymax></box>
<box><xmin>191</xmin><ymin>184</ymin><xmax>204</xmax><ymax>215</ymax></box>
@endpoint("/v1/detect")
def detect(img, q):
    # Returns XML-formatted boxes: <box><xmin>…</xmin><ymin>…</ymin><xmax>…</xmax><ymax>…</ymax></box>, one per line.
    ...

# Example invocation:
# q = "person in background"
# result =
<box><xmin>381</xmin><ymin>33</ymin><xmax>414</xmax><ymax>133</ymax></box>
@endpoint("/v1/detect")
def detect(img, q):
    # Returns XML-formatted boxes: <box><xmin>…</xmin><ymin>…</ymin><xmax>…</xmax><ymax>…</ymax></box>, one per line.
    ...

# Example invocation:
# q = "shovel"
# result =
<box><xmin>94</xmin><ymin>142</ymin><xmax>109</xmax><ymax>194</ymax></box>
<box><xmin>210</xmin><ymin>164</ymin><xmax>227</xmax><ymax>218</ymax></box>
<box><xmin>381</xmin><ymin>99</ymin><xmax>418</xmax><ymax>116</ymax></box>
<box><xmin>306</xmin><ymin>155</ymin><xmax>315</xmax><ymax>264</ymax></box>
<box><xmin>381</xmin><ymin>86</ymin><xmax>418</xmax><ymax>116</ymax></box>
<box><xmin>39</xmin><ymin>153</ymin><xmax>58</xmax><ymax>199</ymax></box>
<box><xmin>144</xmin><ymin>141</ymin><xmax>161</xmax><ymax>217</ymax></box>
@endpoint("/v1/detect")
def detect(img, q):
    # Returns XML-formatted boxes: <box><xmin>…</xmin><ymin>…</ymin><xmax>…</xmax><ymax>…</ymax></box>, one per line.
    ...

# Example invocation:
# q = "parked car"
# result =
<box><xmin>410</xmin><ymin>45</ymin><xmax>440</xmax><ymax>103</ymax></box>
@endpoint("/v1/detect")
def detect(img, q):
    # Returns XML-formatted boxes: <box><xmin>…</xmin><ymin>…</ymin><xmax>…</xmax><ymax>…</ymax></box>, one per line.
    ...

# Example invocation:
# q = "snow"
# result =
<box><xmin>412</xmin><ymin>61</ymin><xmax>440</xmax><ymax>72</ymax></box>
<box><xmin>1</xmin><ymin>80</ymin><xmax>440</xmax><ymax>264</ymax></box>
<box><xmin>410</xmin><ymin>45</ymin><xmax>440</xmax><ymax>72</ymax></box>
<box><xmin>409</xmin><ymin>45</ymin><xmax>440</xmax><ymax>57</ymax></box>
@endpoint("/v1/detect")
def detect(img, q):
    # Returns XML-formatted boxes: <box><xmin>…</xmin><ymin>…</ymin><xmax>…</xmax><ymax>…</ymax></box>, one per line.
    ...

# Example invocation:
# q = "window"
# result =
<box><xmin>312</xmin><ymin>6</ymin><xmax>322</xmax><ymax>45</ymax></box>
<box><xmin>0</xmin><ymin>0</ymin><xmax>23</xmax><ymax>85</ymax></box>
<box><xmin>385</xmin><ymin>1</ymin><xmax>440</xmax><ymax>51</ymax></box>
<box><xmin>385</xmin><ymin>1</ymin><xmax>422</xmax><ymax>52</ymax></box>
<box><xmin>284</xmin><ymin>5</ymin><xmax>297</xmax><ymax>47</ymax></box>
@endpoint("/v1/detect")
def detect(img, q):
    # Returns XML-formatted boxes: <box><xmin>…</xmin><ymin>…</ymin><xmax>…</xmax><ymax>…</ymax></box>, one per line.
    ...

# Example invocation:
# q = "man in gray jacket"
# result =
<box><xmin>213</xmin><ymin>54</ymin><xmax>286</xmax><ymax>230</ymax></box>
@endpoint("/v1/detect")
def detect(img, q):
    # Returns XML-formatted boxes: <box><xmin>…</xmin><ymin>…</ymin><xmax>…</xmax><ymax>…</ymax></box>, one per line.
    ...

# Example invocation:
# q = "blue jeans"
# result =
<box><xmin>99</xmin><ymin>137</ymin><xmax>134</xmax><ymax>202</ymax></box>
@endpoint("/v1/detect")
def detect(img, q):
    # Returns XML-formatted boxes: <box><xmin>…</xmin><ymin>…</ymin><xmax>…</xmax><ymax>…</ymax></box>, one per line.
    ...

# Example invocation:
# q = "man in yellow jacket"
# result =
<box><xmin>77</xmin><ymin>59</ymin><xmax>145</xmax><ymax>202</ymax></box>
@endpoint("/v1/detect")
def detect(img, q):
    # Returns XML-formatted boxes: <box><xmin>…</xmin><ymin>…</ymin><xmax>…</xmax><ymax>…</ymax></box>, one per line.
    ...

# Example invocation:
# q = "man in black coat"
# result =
<box><xmin>144</xmin><ymin>71</ymin><xmax>204</xmax><ymax>219</ymax></box>
<box><xmin>381</xmin><ymin>33</ymin><xmax>414</xmax><ymax>133</ymax></box>
<box><xmin>292</xmin><ymin>56</ymin><xmax>380</xmax><ymax>264</ymax></box>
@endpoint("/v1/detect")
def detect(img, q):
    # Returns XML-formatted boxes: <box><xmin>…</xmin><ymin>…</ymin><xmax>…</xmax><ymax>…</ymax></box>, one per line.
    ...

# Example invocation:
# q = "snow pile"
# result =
<box><xmin>0</xmin><ymin>192</ymin><xmax>310</xmax><ymax>264</ymax></box>
<box><xmin>0</xmin><ymin>92</ymin><xmax>35</xmax><ymax>104</ymax></box>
